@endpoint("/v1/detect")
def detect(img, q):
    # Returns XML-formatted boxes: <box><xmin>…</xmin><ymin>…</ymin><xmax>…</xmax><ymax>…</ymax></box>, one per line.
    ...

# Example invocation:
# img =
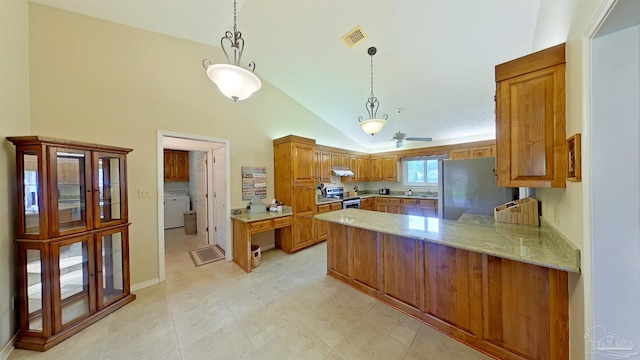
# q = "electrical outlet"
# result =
<box><xmin>138</xmin><ymin>188</ymin><xmax>151</xmax><ymax>198</ymax></box>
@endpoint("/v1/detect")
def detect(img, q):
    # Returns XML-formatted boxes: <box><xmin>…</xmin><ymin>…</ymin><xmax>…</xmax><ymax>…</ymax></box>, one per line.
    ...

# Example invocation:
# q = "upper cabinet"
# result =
<box><xmin>382</xmin><ymin>155</ymin><xmax>399</xmax><ymax>182</ymax></box>
<box><xmin>495</xmin><ymin>43</ymin><xmax>566</xmax><ymax>188</ymax></box>
<box><xmin>163</xmin><ymin>149</ymin><xmax>189</xmax><ymax>182</ymax></box>
<box><xmin>449</xmin><ymin>145</ymin><xmax>495</xmax><ymax>160</ymax></box>
<box><xmin>8</xmin><ymin>136</ymin><xmax>131</xmax><ymax>240</ymax></box>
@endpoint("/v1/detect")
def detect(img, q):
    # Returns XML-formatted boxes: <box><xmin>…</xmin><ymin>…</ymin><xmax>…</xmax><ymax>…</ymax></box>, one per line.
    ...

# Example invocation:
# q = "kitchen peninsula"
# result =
<box><xmin>315</xmin><ymin>209</ymin><xmax>579</xmax><ymax>360</ymax></box>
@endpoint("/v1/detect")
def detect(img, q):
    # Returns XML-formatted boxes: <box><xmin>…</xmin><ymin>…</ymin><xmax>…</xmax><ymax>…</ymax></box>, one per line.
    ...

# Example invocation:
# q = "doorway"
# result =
<box><xmin>157</xmin><ymin>131</ymin><xmax>231</xmax><ymax>282</ymax></box>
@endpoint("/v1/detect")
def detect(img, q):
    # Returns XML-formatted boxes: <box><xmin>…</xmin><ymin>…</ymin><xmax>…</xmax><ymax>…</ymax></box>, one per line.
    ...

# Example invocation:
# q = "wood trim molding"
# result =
<box><xmin>495</xmin><ymin>43</ymin><xmax>565</xmax><ymax>82</ymax></box>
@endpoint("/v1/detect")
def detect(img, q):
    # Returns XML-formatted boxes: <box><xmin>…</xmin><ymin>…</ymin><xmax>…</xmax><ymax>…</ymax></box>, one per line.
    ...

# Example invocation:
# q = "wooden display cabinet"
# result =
<box><xmin>7</xmin><ymin>136</ymin><xmax>135</xmax><ymax>352</ymax></box>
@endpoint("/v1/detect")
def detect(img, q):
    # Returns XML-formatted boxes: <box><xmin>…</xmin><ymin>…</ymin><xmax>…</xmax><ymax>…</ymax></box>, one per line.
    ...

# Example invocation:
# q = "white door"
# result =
<box><xmin>196</xmin><ymin>152</ymin><xmax>208</xmax><ymax>244</ymax></box>
<box><xmin>213</xmin><ymin>146</ymin><xmax>227</xmax><ymax>251</ymax></box>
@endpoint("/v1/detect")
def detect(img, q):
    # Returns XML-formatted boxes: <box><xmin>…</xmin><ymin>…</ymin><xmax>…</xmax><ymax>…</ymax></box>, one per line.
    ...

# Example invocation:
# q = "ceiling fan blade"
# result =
<box><xmin>405</xmin><ymin>137</ymin><xmax>432</xmax><ymax>142</ymax></box>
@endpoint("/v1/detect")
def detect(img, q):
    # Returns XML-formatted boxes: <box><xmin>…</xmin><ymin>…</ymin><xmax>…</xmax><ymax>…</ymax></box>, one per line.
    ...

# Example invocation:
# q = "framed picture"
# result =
<box><xmin>567</xmin><ymin>134</ymin><xmax>581</xmax><ymax>181</ymax></box>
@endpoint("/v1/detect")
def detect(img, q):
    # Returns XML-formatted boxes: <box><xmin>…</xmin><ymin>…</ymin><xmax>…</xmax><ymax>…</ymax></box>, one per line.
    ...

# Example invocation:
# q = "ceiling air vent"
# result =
<box><xmin>342</xmin><ymin>26</ymin><xmax>366</xmax><ymax>47</ymax></box>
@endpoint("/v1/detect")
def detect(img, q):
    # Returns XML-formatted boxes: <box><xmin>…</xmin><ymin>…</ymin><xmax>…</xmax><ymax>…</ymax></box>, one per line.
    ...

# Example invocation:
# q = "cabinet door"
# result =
<box><xmin>471</xmin><ymin>146</ymin><xmax>494</xmax><ymax>158</ymax></box>
<box><xmin>18</xmin><ymin>147</ymin><xmax>47</xmax><ymax>239</ymax></box>
<box><xmin>94</xmin><ymin>152</ymin><xmax>127</xmax><ymax>228</ymax></box>
<box><xmin>450</xmin><ymin>149</ymin><xmax>471</xmax><ymax>160</ymax></box>
<box><xmin>315</xmin><ymin>204</ymin><xmax>331</xmax><ymax>241</ymax></box>
<box><xmin>496</xmin><ymin>49</ymin><xmax>566</xmax><ymax>188</ymax></box>
<box><xmin>51</xmin><ymin>235</ymin><xmax>96</xmax><ymax>332</ymax></box>
<box><xmin>382</xmin><ymin>155</ymin><xmax>398</xmax><ymax>181</ymax></box>
<box><xmin>357</xmin><ymin>157</ymin><xmax>371</xmax><ymax>181</ymax></box>
<box><xmin>293</xmin><ymin>143</ymin><xmax>316</xmax><ymax>183</ymax></box>
<box><xmin>96</xmin><ymin>227</ymin><xmax>130</xmax><ymax>308</ymax></box>
<box><xmin>163</xmin><ymin>150</ymin><xmax>174</xmax><ymax>180</ymax></box>
<box><xmin>173</xmin><ymin>151</ymin><xmax>190</xmax><ymax>181</ymax></box>
<box><xmin>331</xmin><ymin>153</ymin><xmax>342</xmax><ymax>170</ymax></box>
<box><xmin>320</xmin><ymin>151</ymin><xmax>332</xmax><ymax>182</ymax></box>
<box><xmin>370</xmin><ymin>157</ymin><xmax>382</xmax><ymax>181</ymax></box>
<box><xmin>50</xmin><ymin>147</ymin><xmax>93</xmax><ymax>237</ymax></box>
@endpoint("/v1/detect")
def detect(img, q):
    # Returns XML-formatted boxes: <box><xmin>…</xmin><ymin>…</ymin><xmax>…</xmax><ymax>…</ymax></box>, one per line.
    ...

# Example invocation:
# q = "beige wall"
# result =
<box><xmin>27</xmin><ymin>3</ymin><xmax>363</xmax><ymax>285</ymax></box>
<box><xmin>533</xmin><ymin>1</ymin><xmax>601</xmax><ymax>359</ymax></box>
<box><xmin>0</xmin><ymin>0</ymin><xmax>31</xmax><ymax>352</ymax></box>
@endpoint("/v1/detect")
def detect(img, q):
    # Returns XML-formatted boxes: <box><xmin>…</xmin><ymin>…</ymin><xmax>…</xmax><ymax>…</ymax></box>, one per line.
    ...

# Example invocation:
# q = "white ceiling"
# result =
<box><xmin>31</xmin><ymin>0</ymin><xmax>543</xmax><ymax>151</ymax></box>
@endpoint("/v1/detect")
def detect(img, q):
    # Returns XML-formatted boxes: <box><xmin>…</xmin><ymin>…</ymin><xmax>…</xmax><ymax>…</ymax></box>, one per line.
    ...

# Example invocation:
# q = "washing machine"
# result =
<box><xmin>164</xmin><ymin>189</ymin><xmax>190</xmax><ymax>229</ymax></box>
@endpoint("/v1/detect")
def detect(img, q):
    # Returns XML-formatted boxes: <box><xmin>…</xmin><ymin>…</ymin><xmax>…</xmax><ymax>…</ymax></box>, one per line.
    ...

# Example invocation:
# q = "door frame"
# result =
<box><xmin>157</xmin><ymin>130</ymin><xmax>231</xmax><ymax>282</ymax></box>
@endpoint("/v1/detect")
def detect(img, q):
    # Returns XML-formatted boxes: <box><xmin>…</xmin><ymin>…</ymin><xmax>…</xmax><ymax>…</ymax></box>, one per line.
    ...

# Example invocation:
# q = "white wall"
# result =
<box><xmin>591</xmin><ymin>23</ymin><xmax>640</xmax><ymax>355</ymax></box>
<box><xmin>0</xmin><ymin>0</ymin><xmax>31</xmax><ymax>354</ymax></box>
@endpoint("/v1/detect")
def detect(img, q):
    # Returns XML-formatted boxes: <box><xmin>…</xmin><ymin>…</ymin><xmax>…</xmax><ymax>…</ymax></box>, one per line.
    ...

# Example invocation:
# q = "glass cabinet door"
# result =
<box><xmin>21</xmin><ymin>150</ymin><xmax>43</xmax><ymax>237</ymax></box>
<box><xmin>52</xmin><ymin>236</ymin><xmax>95</xmax><ymax>331</ymax></box>
<box><xmin>94</xmin><ymin>152</ymin><xmax>126</xmax><ymax>228</ymax></box>
<box><xmin>97</xmin><ymin>228</ymin><xmax>129</xmax><ymax>308</ymax></box>
<box><xmin>50</xmin><ymin>147</ymin><xmax>93</xmax><ymax>236</ymax></box>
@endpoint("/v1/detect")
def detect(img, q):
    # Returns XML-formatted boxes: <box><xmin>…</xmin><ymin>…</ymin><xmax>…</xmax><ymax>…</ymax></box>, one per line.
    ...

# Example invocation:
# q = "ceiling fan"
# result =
<box><xmin>377</xmin><ymin>110</ymin><xmax>433</xmax><ymax>148</ymax></box>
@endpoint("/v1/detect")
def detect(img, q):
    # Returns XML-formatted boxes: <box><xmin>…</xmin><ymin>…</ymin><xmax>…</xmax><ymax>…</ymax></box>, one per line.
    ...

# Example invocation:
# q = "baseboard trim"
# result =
<box><xmin>131</xmin><ymin>278</ymin><xmax>160</xmax><ymax>292</ymax></box>
<box><xmin>261</xmin><ymin>244</ymin><xmax>275</xmax><ymax>251</ymax></box>
<box><xmin>0</xmin><ymin>333</ymin><xmax>18</xmax><ymax>360</ymax></box>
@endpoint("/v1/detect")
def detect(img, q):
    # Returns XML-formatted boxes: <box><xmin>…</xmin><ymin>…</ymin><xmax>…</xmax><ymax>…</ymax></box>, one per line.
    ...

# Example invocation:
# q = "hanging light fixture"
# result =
<box><xmin>202</xmin><ymin>0</ymin><xmax>261</xmax><ymax>101</ymax></box>
<box><xmin>358</xmin><ymin>46</ymin><xmax>388</xmax><ymax>136</ymax></box>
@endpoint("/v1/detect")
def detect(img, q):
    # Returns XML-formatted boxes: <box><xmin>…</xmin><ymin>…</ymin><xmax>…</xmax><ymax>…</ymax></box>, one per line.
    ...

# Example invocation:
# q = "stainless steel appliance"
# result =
<box><xmin>342</xmin><ymin>198</ymin><xmax>361</xmax><ymax>209</ymax></box>
<box><xmin>325</xmin><ymin>186</ymin><xmax>361</xmax><ymax>209</ymax></box>
<box><xmin>441</xmin><ymin>157</ymin><xmax>517</xmax><ymax>220</ymax></box>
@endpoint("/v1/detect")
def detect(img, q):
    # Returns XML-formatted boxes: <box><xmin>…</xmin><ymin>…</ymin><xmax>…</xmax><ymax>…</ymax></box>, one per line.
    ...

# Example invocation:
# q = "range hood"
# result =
<box><xmin>332</xmin><ymin>169</ymin><xmax>354</xmax><ymax>177</ymax></box>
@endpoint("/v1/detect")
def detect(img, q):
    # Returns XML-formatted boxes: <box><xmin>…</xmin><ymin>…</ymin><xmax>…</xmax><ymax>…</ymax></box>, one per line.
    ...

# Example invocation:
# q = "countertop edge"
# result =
<box><xmin>315</xmin><ymin>209</ymin><xmax>580</xmax><ymax>273</ymax></box>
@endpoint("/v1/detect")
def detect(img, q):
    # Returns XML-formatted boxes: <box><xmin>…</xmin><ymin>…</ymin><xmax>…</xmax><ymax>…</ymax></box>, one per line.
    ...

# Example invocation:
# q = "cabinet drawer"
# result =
<box><xmin>249</xmin><ymin>220</ymin><xmax>273</xmax><ymax>232</ymax></box>
<box><xmin>419</xmin><ymin>200</ymin><xmax>437</xmax><ymax>209</ymax></box>
<box><xmin>330</xmin><ymin>203</ymin><xmax>343</xmax><ymax>211</ymax></box>
<box><xmin>402</xmin><ymin>199</ymin><xmax>418</xmax><ymax>206</ymax></box>
<box><xmin>376</xmin><ymin>197</ymin><xmax>389</xmax><ymax>204</ymax></box>
<box><xmin>389</xmin><ymin>198</ymin><xmax>402</xmax><ymax>205</ymax></box>
<box><xmin>317</xmin><ymin>204</ymin><xmax>331</xmax><ymax>213</ymax></box>
<box><xmin>273</xmin><ymin>216</ymin><xmax>292</xmax><ymax>228</ymax></box>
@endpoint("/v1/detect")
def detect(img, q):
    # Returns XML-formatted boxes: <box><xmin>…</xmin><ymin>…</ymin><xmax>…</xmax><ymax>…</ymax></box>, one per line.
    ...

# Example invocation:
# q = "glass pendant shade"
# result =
<box><xmin>359</xmin><ymin>118</ymin><xmax>387</xmax><ymax>136</ymax></box>
<box><xmin>205</xmin><ymin>63</ymin><xmax>262</xmax><ymax>101</ymax></box>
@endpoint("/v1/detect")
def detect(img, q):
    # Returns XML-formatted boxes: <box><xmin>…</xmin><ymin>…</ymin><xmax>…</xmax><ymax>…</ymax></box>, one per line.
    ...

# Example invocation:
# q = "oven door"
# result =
<box><xmin>342</xmin><ymin>198</ymin><xmax>361</xmax><ymax>209</ymax></box>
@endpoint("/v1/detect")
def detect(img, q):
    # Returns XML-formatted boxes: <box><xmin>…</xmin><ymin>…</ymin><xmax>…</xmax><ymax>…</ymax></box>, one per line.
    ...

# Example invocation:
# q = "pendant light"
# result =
<box><xmin>358</xmin><ymin>47</ymin><xmax>388</xmax><ymax>136</ymax></box>
<box><xmin>202</xmin><ymin>0</ymin><xmax>261</xmax><ymax>101</ymax></box>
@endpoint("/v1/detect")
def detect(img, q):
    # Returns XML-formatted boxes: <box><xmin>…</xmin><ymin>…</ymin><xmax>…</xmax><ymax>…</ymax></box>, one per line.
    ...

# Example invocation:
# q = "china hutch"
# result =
<box><xmin>7</xmin><ymin>136</ymin><xmax>135</xmax><ymax>351</ymax></box>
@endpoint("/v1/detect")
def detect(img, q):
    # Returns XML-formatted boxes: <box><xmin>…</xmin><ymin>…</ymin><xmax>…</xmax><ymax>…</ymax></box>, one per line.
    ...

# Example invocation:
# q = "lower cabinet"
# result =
<box><xmin>326</xmin><ymin>223</ymin><xmax>569</xmax><ymax>360</ymax></box>
<box><xmin>360</xmin><ymin>197</ymin><xmax>375</xmax><ymax>210</ymax></box>
<box><xmin>16</xmin><ymin>225</ymin><xmax>133</xmax><ymax>351</ymax></box>
<box><xmin>315</xmin><ymin>202</ymin><xmax>342</xmax><ymax>242</ymax></box>
<box><xmin>376</xmin><ymin>197</ymin><xmax>438</xmax><ymax>217</ymax></box>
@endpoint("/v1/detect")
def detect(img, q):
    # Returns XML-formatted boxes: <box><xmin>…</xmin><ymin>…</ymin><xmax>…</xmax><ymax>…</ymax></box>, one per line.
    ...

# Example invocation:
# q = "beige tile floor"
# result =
<box><xmin>9</xmin><ymin>228</ymin><xmax>493</xmax><ymax>360</ymax></box>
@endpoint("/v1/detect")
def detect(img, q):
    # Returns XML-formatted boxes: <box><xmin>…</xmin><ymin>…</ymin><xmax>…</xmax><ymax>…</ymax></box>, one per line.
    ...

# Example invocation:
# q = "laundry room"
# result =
<box><xmin>163</xmin><ymin>148</ymin><xmax>205</xmax><ymax>231</ymax></box>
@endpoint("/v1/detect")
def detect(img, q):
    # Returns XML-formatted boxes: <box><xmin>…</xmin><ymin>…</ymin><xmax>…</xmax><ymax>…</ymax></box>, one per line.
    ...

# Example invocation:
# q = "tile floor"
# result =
<box><xmin>9</xmin><ymin>228</ymin><xmax>493</xmax><ymax>360</ymax></box>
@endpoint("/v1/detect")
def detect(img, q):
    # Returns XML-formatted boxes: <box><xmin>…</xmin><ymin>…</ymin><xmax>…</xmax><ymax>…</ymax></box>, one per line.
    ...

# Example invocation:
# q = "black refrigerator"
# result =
<box><xmin>440</xmin><ymin>157</ymin><xmax>517</xmax><ymax>221</ymax></box>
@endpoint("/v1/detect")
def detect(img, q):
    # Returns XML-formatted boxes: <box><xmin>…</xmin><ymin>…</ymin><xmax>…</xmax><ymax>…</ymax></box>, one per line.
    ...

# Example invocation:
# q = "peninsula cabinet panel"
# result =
<box><xmin>351</xmin><ymin>228</ymin><xmax>380</xmax><ymax>291</ymax></box>
<box><xmin>327</xmin><ymin>223</ymin><xmax>349</xmax><ymax>277</ymax></box>
<box><xmin>424</xmin><ymin>243</ymin><xmax>483</xmax><ymax>337</ymax></box>
<box><xmin>495</xmin><ymin>43</ymin><xmax>566</xmax><ymax>188</ymax></box>
<box><xmin>482</xmin><ymin>255</ymin><xmax>569</xmax><ymax>360</ymax></box>
<box><xmin>383</xmin><ymin>235</ymin><xmax>422</xmax><ymax>310</ymax></box>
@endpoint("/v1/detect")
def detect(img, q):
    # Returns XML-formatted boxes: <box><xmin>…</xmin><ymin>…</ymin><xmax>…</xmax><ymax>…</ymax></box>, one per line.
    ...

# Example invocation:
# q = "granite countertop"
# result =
<box><xmin>314</xmin><ymin>209</ymin><xmax>580</xmax><ymax>273</ymax></box>
<box><xmin>316</xmin><ymin>193</ymin><xmax>438</xmax><ymax>205</ymax></box>
<box><xmin>230</xmin><ymin>206</ymin><xmax>293</xmax><ymax>223</ymax></box>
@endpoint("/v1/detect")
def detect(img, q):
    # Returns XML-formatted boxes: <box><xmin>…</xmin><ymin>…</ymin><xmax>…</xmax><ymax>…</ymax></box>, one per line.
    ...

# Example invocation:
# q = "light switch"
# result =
<box><xmin>138</xmin><ymin>188</ymin><xmax>151</xmax><ymax>198</ymax></box>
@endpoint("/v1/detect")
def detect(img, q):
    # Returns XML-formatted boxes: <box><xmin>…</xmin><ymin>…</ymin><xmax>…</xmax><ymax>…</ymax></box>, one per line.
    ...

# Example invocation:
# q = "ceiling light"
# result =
<box><xmin>202</xmin><ymin>0</ymin><xmax>261</xmax><ymax>101</ymax></box>
<box><xmin>358</xmin><ymin>47</ymin><xmax>388</xmax><ymax>136</ymax></box>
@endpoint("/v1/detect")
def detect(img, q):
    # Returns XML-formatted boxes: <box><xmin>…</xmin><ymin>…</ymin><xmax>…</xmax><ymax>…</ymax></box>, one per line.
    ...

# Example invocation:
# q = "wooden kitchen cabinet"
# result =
<box><xmin>315</xmin><ymin>202</ymin><xmax>342</xmax><ymax>242</ymax></box>
<box><xmin>495</xmin><ymin>43</ymin><xmax>566</xmax><ymax>188</ymax></box>
<box><xmin>450</xmin><ymin>145</ymin><xmax>495</xmax><ymax>160</ymax></box>
<box><xmin>319</xmin><ymin>151</ymin><xmax>332</xmax><ymax>182</ymax></box>
<box><xmin>361</xmin><ymin>197</ymin><xmax>376</xmax><ymax>211</ymax></box>
<box><xmin>163</xmin><ymin>149</ymin><xmax>189</xmax><ymax>182</ymax></box>
<box><xmin>274</xmin><ymin>135</ymin><xmax>323</xmax><ymax>253</ymax></box>
<box><xmin>382</xmin><ymin>155</ymin><xmax>399</xmax><ymax>181</ymax></box>
<box><xmin>7</xmin><ymin>136</ymin><xmax>134</xmax><ymax>352</ymax></box>
<box><xmin>357</xmin><ymin>156</ymin><xmax>371</xmax><ymax>181</ymax></box>
<box><xmin>370</xmin><ymin>156</ymin><xmax>383</xmax><ymax>181</ymax></box>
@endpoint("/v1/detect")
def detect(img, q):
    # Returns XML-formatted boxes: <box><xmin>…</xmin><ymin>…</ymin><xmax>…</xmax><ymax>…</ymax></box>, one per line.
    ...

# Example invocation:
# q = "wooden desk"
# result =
<box><xmin>231</xmin><ymin>208</ymin><xmax>293</xmax><ymax>272</ymax></box>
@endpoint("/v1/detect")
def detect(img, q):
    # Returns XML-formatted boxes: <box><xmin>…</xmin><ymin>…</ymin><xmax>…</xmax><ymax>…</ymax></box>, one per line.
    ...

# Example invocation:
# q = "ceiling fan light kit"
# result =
<box><xmin>202</xmin><ymin>0</ymin><xmax>261</xmax><ymax>101</ymax></box>
<box><xmin>358</xmin><ymin>47</ymin><xmax>388</xmax><ymax>136</ymax></box>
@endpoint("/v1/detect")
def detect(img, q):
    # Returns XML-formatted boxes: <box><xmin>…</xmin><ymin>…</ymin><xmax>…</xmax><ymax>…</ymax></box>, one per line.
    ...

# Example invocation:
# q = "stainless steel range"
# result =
<box><xmin>325</xmin><ymin>186</ymin><xmax>361</xmax><ymax>209</ymax></box>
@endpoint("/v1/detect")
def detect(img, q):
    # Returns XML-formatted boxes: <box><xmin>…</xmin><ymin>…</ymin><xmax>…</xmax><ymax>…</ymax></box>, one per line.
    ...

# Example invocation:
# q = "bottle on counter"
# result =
<box><xmin>408</xmin><ymin>189</ymin><xmax>412</xmax><ymax>196</ymax></box>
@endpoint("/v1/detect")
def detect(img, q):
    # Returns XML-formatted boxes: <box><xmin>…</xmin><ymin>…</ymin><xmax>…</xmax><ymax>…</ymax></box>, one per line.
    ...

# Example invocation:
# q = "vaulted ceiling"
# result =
<box><xmin>31</xmin><ymin>0</ymin><xmax>545</xmax><ymax>151</ymax></box>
